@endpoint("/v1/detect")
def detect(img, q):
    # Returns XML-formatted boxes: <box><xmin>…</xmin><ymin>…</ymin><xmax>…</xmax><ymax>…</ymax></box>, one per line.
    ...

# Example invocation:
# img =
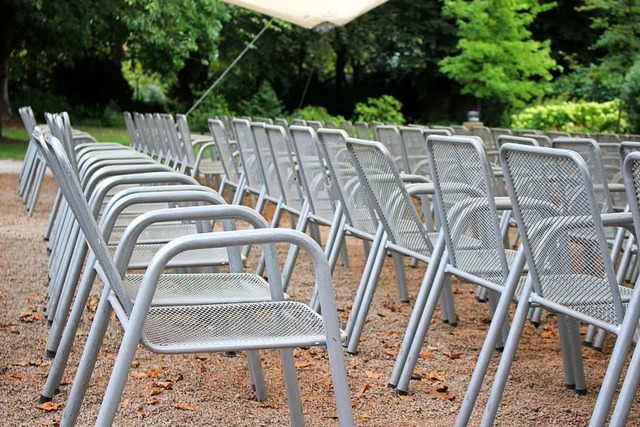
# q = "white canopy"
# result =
<box><xmin>222</xmin><ymin>0</ymin><xmax>389</xmax><ymax>29</ymax></box>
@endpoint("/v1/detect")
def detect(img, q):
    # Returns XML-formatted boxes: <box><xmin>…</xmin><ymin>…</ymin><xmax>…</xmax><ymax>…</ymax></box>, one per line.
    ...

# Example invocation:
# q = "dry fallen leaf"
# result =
<box><xmin>130</xmin><ymin>370</ymin><xmax>148</xmax><ymax>379</ymax></box>
<box><xmin>35</xmin><ymin>402</ymin><xmax>61</xmax><ymax>412</ymax></box>
<box><xmin>357</xmin><ymin>413</ymin><xmax>374</xmax><ymax>421</ymax></box>
<box><xmin>152</xmin><ymin>381</ymin><xmax>173</xmax><ymax>390</ymax></box>
<box><xmin>300</xmin><ymin>395</ymin><xmax>313</xmax><ymax>402</ymax></box>
<box><xmin>172</xmin><ymin>402</ymin><xmax>195</xmax><ymax>411</ymax></box>
<box><xmin>358</xmin><ymin>382</ymin><xmax>371</xmax><ymax>397</ymax></box>
<box><xmin>195</xmin><ymin>363</ymin><xmax>206</xmax><ymax>373</ymax></box>
<box><xmin>121</xmin><ymin>399</ymin><xmax>131</xmax><ymax>408</ymax></box>
<box><xmin>365</xmin><ymin>370</ymin><xmax>381</xmax><ymax>379</ymax></box>
<box><xmin>294</xmin><ymin>361</ymin><xmax>314</xmax><ymax>369</ymax></box>
<box><xmin>443</xmin><ymin>351</ymin><xmax>465</xmax><ymax>360</ymax></box>
<box><xmin>35</xmin><ymin>419</ymin><xmax>58</xmax><ymax>426</ymax></box>
<box><xmin>136</xmin><ymin>406</ymin><xmax>144</xmax><ymax>420</ymax></box>
<box><xmin>426</xmin><ymin>372</ymin><xmax>446</xmax><ymax>382</ymax></box>
<box><xmin>148</xmin><ymin>368</ymin><xmax>164</xmax><ymax>378</ymax></box>
<box><xmin>419</xmin><ymin>352</ymin><xmax>433</xmax><ymax>360</ymax></box>
<box><xmin>397</xmin><ymin>395</ymin><xmax>414</xmax><ymax>402</ymax></box>
<box><xmin>428</xmin><ymin>389</ymin><xmax>456</xmax><ymax>401</ymax></box>
<box><xmin>150</xmin><ymin>388</ymin><xmax>164</xmax><ymax>396</ymax></box>
<box><xmin>147</xmin><ymin>398</ymin><xmax>160</xmax><ymax>405</ymax></box>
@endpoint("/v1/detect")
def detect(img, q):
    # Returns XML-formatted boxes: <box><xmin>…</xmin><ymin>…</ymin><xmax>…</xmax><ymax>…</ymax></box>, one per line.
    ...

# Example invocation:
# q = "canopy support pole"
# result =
<box><xmin>185</xmin><ymin>18</ymin><xmax>274</xmax><ymax>116</ymax></box>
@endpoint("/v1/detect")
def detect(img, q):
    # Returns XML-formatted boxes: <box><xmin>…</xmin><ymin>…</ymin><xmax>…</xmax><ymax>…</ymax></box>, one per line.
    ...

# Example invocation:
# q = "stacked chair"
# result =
<box><xmin>22</xmin><ymin>110</ymin><xmax>354</xmax><ymax>426</ymax></box>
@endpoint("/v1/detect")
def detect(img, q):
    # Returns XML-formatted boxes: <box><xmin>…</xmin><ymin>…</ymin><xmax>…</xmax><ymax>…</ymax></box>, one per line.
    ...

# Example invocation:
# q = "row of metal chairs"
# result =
<box><xmin>20</xmin><ymin>111</ymin><xmax>355</xmax><ymax>426</ymax></box>
<box><xmin>205</xmin><ymin>115</ymin><xmax>640</xmax><ymax>424</ymax></box>
<box><xmin>18</xmin><ymin>107</ymin><xmax>640</xmax><ymax>424</ymax></box>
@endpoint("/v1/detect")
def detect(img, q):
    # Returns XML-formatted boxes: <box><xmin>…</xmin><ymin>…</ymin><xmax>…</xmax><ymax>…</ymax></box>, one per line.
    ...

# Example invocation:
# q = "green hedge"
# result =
<box><xmin>510</xmin><ymin>100</ymin><xmax>628</xmax><ymax>133</ymax></box>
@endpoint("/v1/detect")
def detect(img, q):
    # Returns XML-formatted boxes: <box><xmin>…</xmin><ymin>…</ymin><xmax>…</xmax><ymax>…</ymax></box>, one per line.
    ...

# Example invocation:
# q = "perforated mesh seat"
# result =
<box><xmin>109</xmin><ymin>222</ymin><xmax>199</xmax><ymax>244</ymax></box>
<box><xmin>108</xmin><ymin>244</ymin><xmax>234</xmax><ymax>269</ymax></box>
<box><xmin>124</xmin><ymin>273</ymin><xmax>279</xmax><ymax>305</ymax></box>
<box><xmin>142</xmin><ymin>301</ymin><xmax>347</xmax><ymax>353</ymax></box>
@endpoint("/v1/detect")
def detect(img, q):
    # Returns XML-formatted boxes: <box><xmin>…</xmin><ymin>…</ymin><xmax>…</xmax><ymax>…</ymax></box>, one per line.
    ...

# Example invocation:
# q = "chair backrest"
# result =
<box><xmin>500</xmin><ymin>143</ymin><xmax>624</xmax><ymax>326</ymax></box>
<box><xmin>289</xmin><ymin>126</ymin><xmax>335</xmax><ymax>220</ymax></box>
<box><xmin>324</xmin><ymin>120</ymin><xmax>336</xmax><ymax>129</ymax></box>
<box><xmin>231</xmin><ymin>118</ymin><xmax>265</xmax><ymax>190</ymax></box>
<box><xmin>398</xmin><ymin>126</ymin><xmax>430</xmax><ymax>176</ymax></box>
<box><xmin>307</xmin><ymin>120</ymin><xmax>323</xmax><ymax>131</ymax></box>
<box><xmin>250</xmin><ymin>122</ymin><xmax>282</xmax><ymax>199</ymax></box>
<box><xmin>346</xmin><ymin>138</ymin><xmax>433</xmax><ymax>257</ymax></box>
<box><xmin>594</xmin><ymin>132</ymin><xmax>620</xmax><ymax>144</ymax></box>
<box><xmin>208</xmin><ymin>119</ymin><xmax>241</xmax><ymax>183</ymax></box>
<box><xmin>375</xmin><ymin>125</ymin><xmax>408</xmax><ymax>172</ymax></box>
<box><xmin>274</xmin><ymin>117</ymin><xmax>289</xmax><ymax>129</ymax></box>
<box><xmin>265</xmin><ymin>124</ymin><xmax>305</xmax><ymax>209</ymax></box>
<box><xmin>33</xmin><ymin>127</ymin><xmax>132</xmax><ymax>313</ymax></box>
<box><xmin>426</xmin><ymin>135</ymin><xmax>508</xmax><ymax>283</ymax></box>
<box><xmin>354</xmin><ymin>121</ymin><xmax>371</xmax><ymax>139</ymax></box>
<box><xmin>123</xmin><ymin>112</ymin><xmax>140</xmax><ymax>150</ymax></box>
<box><xmin>620</xmin><ymin>141</ymin><xmax>640</xmax><ymax>168</ymax></box>
<box><xmin>316</xmin><ymin>129</ymin><xmax>378</xmax><ymax>235</ymax></box>
<box><xmin>451</xmin><ymin>125</ymin><xmax>471</xmax><ymax>135</ymax></box>
<box><xmin>253</xmin><ymin>117</ymin><xmax>273</xmax><ymax>124</ymax></box>
<box><xmin>291</xmin><ymin>118</ymin><xmax>307</xmax><ymax>126</ymax></box>
<box><xmin>175</xmin><ymin>114</ymin><xmax>198</xmax><ymax>166</ymax></box>
<box><xmin>552</xmin><ymin>137</ymin><xmax>613</xmax><ymax>213</ymax></box>
<box><xmin>340</xmin><ymin>120</ymin><xmax>355</xmax><ymax>136</ymax></box>
<box><xmin>470</xmin><ymin>126</ymin><xmax>496</xmax><ymax>150</ymax></box>
<box><xmin>496</xmin><ymin>135</ymin><xmax>539</xmax><ymax>149</ymax></box>
<box><xmin>522</xmin><ymin>133</ymin><xmax>551</xmax><ymax>147</ymax></box>
<box><xmin>490</xmin><ymin>127</ymin><xmax>512</xmax><ymax>143</ymax></box>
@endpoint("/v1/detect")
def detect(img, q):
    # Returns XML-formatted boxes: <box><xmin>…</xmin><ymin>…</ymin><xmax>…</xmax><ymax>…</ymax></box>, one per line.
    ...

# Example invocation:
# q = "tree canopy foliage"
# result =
<box><xmin>2</xmin><ymin>0</ymin><xmax>639</xmax><ymax>134</ymax></box>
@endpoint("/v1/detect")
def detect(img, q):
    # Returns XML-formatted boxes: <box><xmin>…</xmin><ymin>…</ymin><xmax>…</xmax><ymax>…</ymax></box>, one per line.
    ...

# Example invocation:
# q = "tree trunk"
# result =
<box><xmin>0</xmin><ymin>0</ymin><xmax>17</xmax><ymax>137</ymax></box>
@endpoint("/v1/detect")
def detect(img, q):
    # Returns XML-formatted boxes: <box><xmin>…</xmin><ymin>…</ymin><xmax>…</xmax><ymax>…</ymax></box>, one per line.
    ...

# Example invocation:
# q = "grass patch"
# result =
<box><xmin>0</xmin><ymin>125</ymin><xmax>129</xmax><ymax>160</ymax></box>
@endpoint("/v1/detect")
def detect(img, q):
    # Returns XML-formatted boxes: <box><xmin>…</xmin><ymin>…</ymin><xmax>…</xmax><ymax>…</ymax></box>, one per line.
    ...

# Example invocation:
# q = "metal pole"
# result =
<box><xmin>185</xmin><ymin>18</ymin><xmax>274</xmax><ymax>116</ymax></box>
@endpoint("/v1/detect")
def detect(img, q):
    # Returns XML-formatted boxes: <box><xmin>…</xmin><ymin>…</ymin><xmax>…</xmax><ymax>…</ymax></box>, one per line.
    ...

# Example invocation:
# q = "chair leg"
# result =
<box><xmin>566</xmin><ymin>317</ymin><xmax>587</xmax><ymax>394</ymax></box>
<box><xmin>44</xmin><ymin>189</ymin><xmax>62</xmax><ymax>241</ymax></box>
<box><xmin>592</xmin><ymin>328</ymin><xmax>607</xmax><ymax>351</ymax></box>
<box><xmin>60</xmin><ymin>286</ymin><xmax>113</xmax><ymax>425</ymax></box>
<box><xmin>41</xmin><ymin>260</ymin><xmax>98</xmax><ymax>400</ymax></box>
<box><xmin>396</xmin><ymin>257</ymin><xmax>449</xmax><ymax>394</ymax></box>
<box><xmin>455</xmin><ymin>261</ymin><xmax>528</xmax><ymax>427</ymax></box>
<box><xmin>609</xmin><ymin>342</ymin><xmax>640</xmax><ymax>426</ymax></box>
<box><xmin>278</xmin><ymin>348</ymin><xmax>305</xmax><ymax>426</ymax></box>
<box><xmin>556</xmin><ymin>314</ymin><xmax>576</xmax><ymax>390</ymax></box>
<box><xmin>439</xmin><ymin>276</ymin><xmax>457</xmax><ymax>326</ymax></box>
<box><xmin>346</xmin><ymin>237</ymin><xmax>388</xmax><ymax>355</ymax></box>
<box><xmin>246</xmin><ymin>350</ymin><xmax>267</xmax><ymax>401</ymax></box>
<box><xmin>392</xmin><ymin>252</ymin><xmax>409</xmax><ymax>303</ymax></box>
<box><xmin>388</xmin><ymin>242</ymin><xmax>446</xmax><ymax>388</ymax></box>
<box><xmin>479</xmin><ymin>288</ymin><xmax>532</xmax><ymax>426</ymax></box>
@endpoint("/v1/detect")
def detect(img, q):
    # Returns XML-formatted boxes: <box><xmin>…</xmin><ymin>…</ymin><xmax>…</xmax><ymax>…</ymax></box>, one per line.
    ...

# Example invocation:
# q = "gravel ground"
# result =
<box><xmin>1</xmin><ymin>170</ymin><xmax>639</xmax><ymax>426</ymax></box>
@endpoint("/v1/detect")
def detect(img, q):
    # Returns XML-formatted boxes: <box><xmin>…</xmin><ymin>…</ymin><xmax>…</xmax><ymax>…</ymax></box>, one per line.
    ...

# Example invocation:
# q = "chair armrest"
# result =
<box><xmin>406</xmin><ymin>183</ymin><xmax>435</xmax><ymax>196</ymax></box>
<box><xmin>400</xmin><ymin>173</ymin><xmax>430</xmax><ymax>183</ymax></box>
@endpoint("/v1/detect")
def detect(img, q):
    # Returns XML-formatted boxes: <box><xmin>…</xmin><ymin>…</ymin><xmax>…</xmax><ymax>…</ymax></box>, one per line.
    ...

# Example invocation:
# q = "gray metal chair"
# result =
<box><xmin>602</xmin><ymin>151</ymin><xmax>640</xmax><ymax>425</ymax></box>
<box><xmin>389</xmin><ymin>135</ymin><xmax>527</xmax><ymax>395</ymax></box>
<box><xmin>458</xmin><ymin>143</ymin><xmax>637</xmax><ymax>426</ymax></box>
<box><xmin>33</xmin><ymin>128</ymin><xmax>354</xmax><ymax>427</ymax></box>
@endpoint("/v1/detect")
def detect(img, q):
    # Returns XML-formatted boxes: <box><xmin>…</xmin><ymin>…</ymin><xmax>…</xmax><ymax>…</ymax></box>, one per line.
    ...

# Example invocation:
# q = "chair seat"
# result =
<box><xmin>142</xmin><ymin>300</ymin><xmax>347</xmax><ymax>353</ymax></box>
<box><xmin>198</xmin><ymin>159</ymin><xmax>224</xmax><ymax>175</ymax></box>
<box><xmin>108</xmin><ymin>243</ymin><xmax>234</xmax><ymax>269</ymax></box>
<box><xmin>537</xmin><ymin>274</ymin><xmax>633</xmax><ymax>325</ymax></box>
<box><xmin>109</xmin><ymin>222</ymin><xmax>199</xmax><ymax>244</ymax></box>
<box><xmin>124</xmin><ymin>272</ymin><xmax>282</xmax><ymax>305</ymax></box>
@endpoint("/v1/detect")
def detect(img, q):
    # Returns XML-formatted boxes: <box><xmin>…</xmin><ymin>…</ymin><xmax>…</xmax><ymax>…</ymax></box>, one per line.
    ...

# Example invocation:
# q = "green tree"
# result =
<box><xmin>439</xmin><ymin>0</ymin><xmax>558</xmax><ymax>112</ymax></box>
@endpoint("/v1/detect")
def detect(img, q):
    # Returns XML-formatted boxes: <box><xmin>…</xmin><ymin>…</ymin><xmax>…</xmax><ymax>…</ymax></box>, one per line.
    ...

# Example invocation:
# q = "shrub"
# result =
<box><xmin>188</xmin><ymin>92</ymin><xmax>233</xmax><ymax>132</ymax></box>
<box><xmin>353</xmin><ymin>95</ymin><xmax>405</xmax><ymax>125</ymax></box>
<box><xmin>291</xmin><ymin>105</ymin><xmax>344</xmax><ymax>123</ymax></box>
<box><xmin>238</xmin><ymin>81</ymin><xmax>284</xmax><ymax>118</ymax></box>
<box><xmin>510</xmin><ymin>100</ymin><xmax>628</xmax><ymax>133</ymax></box>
